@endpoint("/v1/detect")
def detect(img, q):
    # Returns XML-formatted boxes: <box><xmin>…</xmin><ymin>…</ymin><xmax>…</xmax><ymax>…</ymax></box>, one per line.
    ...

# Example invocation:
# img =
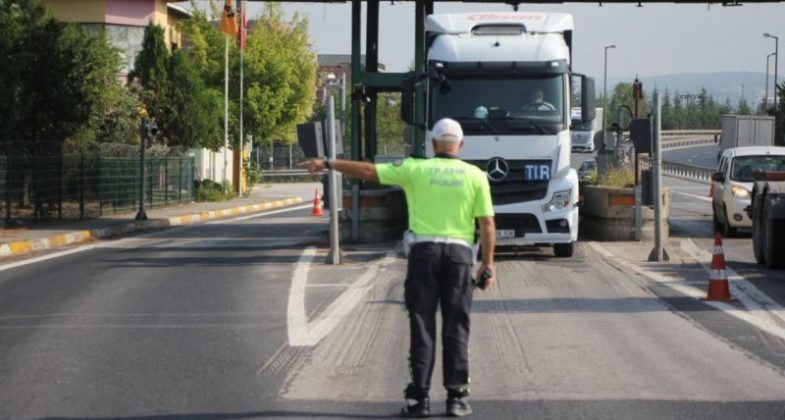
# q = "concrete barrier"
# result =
<box><xmin>580</xmin><ymin>185</ymin><xmax>670</xmax><ymax>241</ymax></box>
<box><xmin>340</xmin><ymin>187</ymin><xmax>407</xmax><ymax>243</ymax></box>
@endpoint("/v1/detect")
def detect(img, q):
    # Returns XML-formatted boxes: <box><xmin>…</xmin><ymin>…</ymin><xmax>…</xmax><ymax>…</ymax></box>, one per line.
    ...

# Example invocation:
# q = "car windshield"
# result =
<box><xmin>430</xmin><ymin>75</ymin><xmax>566</xmax><ymax>136</ymax></box>
<box><xmin>572</xmin><ymin>119</ymin><xmax>593</xmax><ymax>131</ymax></box>
<box><xmin>730</xmin><ymin>155</ymin><xmax>785</xmax><ymax>182</ymax></box>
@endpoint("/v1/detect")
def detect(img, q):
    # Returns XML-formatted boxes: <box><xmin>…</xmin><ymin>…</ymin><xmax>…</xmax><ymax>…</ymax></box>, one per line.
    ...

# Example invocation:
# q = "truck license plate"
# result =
<box><xmin>524</xmin><ymin>164</ymin><xmax>551</xmax><ymax>181</ymax></box>
<box><xmin>497</xmin><ymin>229</ymin><xmax>515</xmax><ymax>239</ymax></box>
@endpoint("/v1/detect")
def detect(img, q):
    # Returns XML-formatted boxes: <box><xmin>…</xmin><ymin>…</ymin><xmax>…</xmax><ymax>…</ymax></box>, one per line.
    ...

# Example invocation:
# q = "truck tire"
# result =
<box><xmin>722</xmin><ymin>205</ymin><xmax>738</xmax><ymax>238</ymax></box>
<box><xmin>752</xmin><ymin>192</ymin><xmax>765</xmax><ymax>265</ymax></box>
<box><xmin>554</xmin><ymin>242</ymin><xmax>574</xmax><ymax>258</ymax></box>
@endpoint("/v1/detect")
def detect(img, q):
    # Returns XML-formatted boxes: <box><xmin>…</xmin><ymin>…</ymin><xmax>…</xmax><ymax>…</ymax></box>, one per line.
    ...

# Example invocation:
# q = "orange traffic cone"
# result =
<box><xmin>311</xmin><ymin>188</ymin><xmax>324</xmax><ymax>217</ymax></box>
<box><xmin>703</xmin><ymin>232</ymin><xmax>735</xmax><ymax>301</ymax></box>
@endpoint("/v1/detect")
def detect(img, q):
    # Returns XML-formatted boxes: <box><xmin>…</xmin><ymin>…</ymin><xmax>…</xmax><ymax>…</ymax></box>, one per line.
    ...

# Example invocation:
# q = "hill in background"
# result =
<box><xmin>610</xmin><ymin>71</ymin><xmax>781</xmax><ymax>107</ymax></box>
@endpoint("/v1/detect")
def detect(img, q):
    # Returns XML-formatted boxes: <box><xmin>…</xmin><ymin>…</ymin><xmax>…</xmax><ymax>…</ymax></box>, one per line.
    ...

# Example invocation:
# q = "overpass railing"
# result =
<box><xmin>640</xmin><ymin>156</ymin><xmax>715</xmax><ymax>183</ymax></box>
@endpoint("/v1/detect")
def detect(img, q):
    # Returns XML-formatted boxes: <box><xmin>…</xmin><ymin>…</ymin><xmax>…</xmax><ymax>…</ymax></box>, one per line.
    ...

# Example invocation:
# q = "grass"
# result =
<box><xmin>599</xmin><ymin>167</ymin><xmax>635</xmax><ymax>188</ymax></box>
<box><xmin>194</xmin><ymin>180</ymin><xmax>235</xmax><ymax>202</ymax></box>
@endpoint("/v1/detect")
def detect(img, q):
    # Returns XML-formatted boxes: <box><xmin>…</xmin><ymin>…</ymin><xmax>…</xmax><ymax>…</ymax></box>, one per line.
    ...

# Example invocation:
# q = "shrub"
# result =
<box><xmin>194</xmin><ymin>179</ymin><xmax>235</xmax><ymax>202</ymax></box>
<box><xmin>599</xmin><ymin>167</ymin><xmax>635</xmax><ymax>188</ymax></box>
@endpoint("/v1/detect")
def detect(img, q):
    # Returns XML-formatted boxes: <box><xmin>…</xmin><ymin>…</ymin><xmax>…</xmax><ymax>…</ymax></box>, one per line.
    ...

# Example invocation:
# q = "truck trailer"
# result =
<box><xmin>401</xmin><ymin>11</ymin><xmax>596</xmax><ymax>257</ymax></box>
<box><xmin>720</xmin><ymin>115</ymin><xmax>775</xmax><ymax>152</ymax></box>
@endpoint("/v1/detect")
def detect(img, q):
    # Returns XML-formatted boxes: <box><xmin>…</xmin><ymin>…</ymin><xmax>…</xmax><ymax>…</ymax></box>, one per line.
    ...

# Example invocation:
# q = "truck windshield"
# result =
<box><xmin>430</xmin><ymin>75</ymin><xmax>565</xmax><ymax>135</ymax></box>
<box><xmin>730</xmin><ymin>155</ymin><xmax>785</xmax><ymax>182</ymax></box>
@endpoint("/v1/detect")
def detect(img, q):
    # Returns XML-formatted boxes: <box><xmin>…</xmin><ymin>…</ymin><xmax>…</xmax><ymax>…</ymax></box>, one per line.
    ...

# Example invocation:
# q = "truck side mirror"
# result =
<box><xmin>400</xmin><ymin>76</ymin><xmax>416</xmax><ymax>125</ymax></box>
<box><xmin>581</xmin><ymin>76</ymin><xmax>596</xmax><ymax>123</ymax></box>
<box><xmin>712</xmin><ymin>172</ymin><xmax>726</xmax><ymax>183</ymax></box>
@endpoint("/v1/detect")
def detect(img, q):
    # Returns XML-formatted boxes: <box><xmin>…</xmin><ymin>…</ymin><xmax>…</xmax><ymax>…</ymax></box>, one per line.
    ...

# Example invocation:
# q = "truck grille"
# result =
<box><xmin>468</xmin><ymin>160</ymin><xmax>550</xmax><ymax>205</ymax></box>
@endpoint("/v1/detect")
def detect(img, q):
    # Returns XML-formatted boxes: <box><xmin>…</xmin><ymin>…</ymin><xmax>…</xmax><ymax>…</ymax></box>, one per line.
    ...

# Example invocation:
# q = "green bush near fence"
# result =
<box><xmin>194</xmin><ymin>180</ymin><xmax>235</xmax><ymax>202</ymax></box>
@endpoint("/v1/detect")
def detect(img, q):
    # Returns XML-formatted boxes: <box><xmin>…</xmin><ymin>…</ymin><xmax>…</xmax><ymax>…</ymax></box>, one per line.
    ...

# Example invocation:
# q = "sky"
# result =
<box><xmin>185</xmin><ymin>1</ymin><xmax>785</xmax><ymax>82</ymax></box>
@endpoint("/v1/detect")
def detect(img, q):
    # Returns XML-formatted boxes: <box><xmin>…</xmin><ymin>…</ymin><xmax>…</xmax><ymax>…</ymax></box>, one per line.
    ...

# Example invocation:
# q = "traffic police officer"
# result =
<box><xmin>300</xmin><ymin>117</ymin><xmax>496</xmax><ymax>418</ymax></box>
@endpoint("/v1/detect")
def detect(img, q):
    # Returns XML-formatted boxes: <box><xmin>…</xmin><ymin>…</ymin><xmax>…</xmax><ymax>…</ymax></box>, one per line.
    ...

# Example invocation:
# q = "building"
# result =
<box><xmin>45</xmin><ymin>0</ymin><xmax>191</xmax><ymax>79</ymax></box>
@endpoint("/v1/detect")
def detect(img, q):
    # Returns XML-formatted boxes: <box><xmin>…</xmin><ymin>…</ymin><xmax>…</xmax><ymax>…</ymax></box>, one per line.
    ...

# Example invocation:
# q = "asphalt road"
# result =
<box><xmin>2</xmin><ymin>176</ymin><xmax>785</xmax><ymax>419</ymax></box>
<box><xmin>663</xmin><ymin>144</ymin><xmax>719</xmax><ymax>169</ymax></box>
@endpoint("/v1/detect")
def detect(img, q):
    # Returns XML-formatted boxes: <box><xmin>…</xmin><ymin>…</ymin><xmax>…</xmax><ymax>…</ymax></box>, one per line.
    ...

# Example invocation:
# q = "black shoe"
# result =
<box><xmin>400</xmin><ymin>397</ymin><xmax>430</xmax><ymax>418</ymax></box>
<box><xmin>446</xmin><ymin>397</ymin><xmax>472</xmax><ymax>417</ymax></box>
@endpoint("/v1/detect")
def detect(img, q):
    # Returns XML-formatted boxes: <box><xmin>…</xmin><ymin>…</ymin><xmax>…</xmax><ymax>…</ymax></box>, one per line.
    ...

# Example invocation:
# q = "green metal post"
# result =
<box><xmin>179</xmin><ymin>158</ymin><xmax>183</xmax><ymax>203</ymax></box>
<box><xmin>365</xmin><ymin>0</ymin><xmax>379</xmax><ymax>161</ymax></box>
<box><xmin>351</xmin><ymin>0</ymin><xmax>362</xmax><ymax>162</ymax></box>
<box><xmin>79</xmin><ymin>155</ymin><xmax>85</xmax><ymax>219</ymax></box>
<box><xmin>414</xmin><ymin>0</ymin><xmax>427</xmax><ymax>156</ymax></box>
<box><xmin>164</xmin><ymin>158</ymin><xmax>169</xmax><ymax>206</ymax></box>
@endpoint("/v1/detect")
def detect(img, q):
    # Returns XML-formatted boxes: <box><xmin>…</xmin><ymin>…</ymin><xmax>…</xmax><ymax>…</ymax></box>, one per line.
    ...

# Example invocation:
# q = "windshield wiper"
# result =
<box><xmin>507</xmin><ymin>116</ymin><xmax>549</xmax><ymax>135</ymax></box>
<box><xmin>453</xmin><ymin>116</ymin><xmax>499</xmax><ymax>134</ymax></box>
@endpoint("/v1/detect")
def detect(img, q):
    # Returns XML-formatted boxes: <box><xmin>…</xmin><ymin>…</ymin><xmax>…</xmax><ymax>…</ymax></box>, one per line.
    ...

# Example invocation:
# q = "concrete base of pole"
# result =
<box><xmin>647</xmin><ymin>247</ymin><xmax>670</xmax><ymax>262</ymax></box>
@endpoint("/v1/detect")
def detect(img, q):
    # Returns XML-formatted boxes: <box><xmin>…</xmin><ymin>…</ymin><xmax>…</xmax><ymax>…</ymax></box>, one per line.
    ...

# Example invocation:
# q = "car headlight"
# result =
<box><xmin>542</xmin><ymin>188</ymin><xmax>572</xmax><ymax>212</ymax></box>
<box><xmin>731</xmin><ymin>185</ymin><xmax>750</xmax><ymax>199</ymax></box>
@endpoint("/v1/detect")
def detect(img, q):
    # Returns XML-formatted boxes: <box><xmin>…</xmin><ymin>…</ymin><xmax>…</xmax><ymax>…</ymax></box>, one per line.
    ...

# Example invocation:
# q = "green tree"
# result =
<box><xmin>165</xmin><ymin>50</ymin><xmax>223</xmax><ymax>149</ymax></box>
<box><xmin>131</xmin><ymin>23</ymin><xmax>170</xmax><ymax>144</ymax></box>
<box><xmin>243</xmin><ymin>3</ymin><xmax>317</xmax><ymax>146</ymax></box>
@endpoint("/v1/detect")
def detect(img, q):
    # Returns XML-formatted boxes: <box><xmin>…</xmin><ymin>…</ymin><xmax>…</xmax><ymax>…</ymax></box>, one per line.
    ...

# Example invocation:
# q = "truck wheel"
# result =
<box><xmin>554</xmin><ymin>242</ymin><xmax>574</xmax><ymax>258</ymax></box>
<box><xmin>722</xmin><ymin>206</ymin><xmax>738</xmax><ymax>238</ymax></box>
<box><xmin>752</xmin><ymin>194</ymin><xmax>764</xmax><ymax>265</ymax></box>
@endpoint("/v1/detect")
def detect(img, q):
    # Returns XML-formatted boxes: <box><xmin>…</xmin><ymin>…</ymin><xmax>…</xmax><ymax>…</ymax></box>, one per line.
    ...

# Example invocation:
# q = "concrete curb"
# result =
<box><xmin>0</xmin><ymin>197</ymin><xmax>303</xmax><ymax>258</ymax></box>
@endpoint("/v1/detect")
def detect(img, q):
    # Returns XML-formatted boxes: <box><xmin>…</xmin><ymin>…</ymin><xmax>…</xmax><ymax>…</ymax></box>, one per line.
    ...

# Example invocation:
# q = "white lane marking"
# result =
<box><xmin>287</xmin><ymin>247</ymin><xmax>397</xmax><ymax>347</ymax></box>
<box><xmin>288</xmin><ymin>247</ymin><xmax>315</xmax><ymax>346</ymax></box>
<box><xmin>0</xmin><ymin>204</ymin><xmax>313</xmax><ymax>271</ymax></box>
<box><xmin>0</xmin><ymin>245</ymin><xmax>97</xmax><ymax>272</ymax></box>
<box><xmin>587</xmin><ymin>241</ymin><xmax>785</xmax><ymax>341</ymax></box>
<box><xmin>207</xmin><ymin>203</ymin><xmax>313</xmax><ymax>224</ymax></box>
<box><xmin>673</xmin><ymin>190</ymin><xmax>713</xmax><ymax>203</ymax></box>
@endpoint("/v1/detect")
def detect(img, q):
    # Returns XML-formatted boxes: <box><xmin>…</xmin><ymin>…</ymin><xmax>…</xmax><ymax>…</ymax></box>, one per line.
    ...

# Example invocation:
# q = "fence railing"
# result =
<box><xmin>640</xmin><ymin>156</ymin><xmax>715</xmax><ymax>183</ymax></box>
<box><xmin>1</xmin><ymin>155</ymin><xmax>194</xmax><ymax>225</ymax></box>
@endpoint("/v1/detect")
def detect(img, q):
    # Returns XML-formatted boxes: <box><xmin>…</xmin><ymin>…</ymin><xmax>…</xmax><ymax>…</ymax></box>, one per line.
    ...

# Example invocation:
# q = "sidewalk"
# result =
<box><xmin>0</xmin><ymin>182</ymin><xmax>320</xmax><ymax>259</ymax></box>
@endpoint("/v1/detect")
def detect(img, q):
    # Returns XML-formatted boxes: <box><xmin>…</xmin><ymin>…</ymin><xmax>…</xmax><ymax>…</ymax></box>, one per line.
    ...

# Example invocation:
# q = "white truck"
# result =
<box><xmin>401</xmin><ymin>11</ymin><xmax>596</xmax><ymax>257</ymax></box>
<box><xmin>720</xmin><ymin>115</ymin><xmax>775</xmax><ymax>152</ymax></box>
<box><xmin>571</xmin><ymin>107</ymin><xmax>602</xmax><ymax>153</ymax></box>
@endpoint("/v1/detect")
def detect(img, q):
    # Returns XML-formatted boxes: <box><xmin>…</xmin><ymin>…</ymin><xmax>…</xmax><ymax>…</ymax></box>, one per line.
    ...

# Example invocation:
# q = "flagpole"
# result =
<box><xmin>223</xmin><ymin>35</ymin><xmax>229</xmax><ymax>190</ymax></box>
<box><xmin>238</xmin><ymin>0</ymin><xmax>245</xmax><ymax>194</ymax></box>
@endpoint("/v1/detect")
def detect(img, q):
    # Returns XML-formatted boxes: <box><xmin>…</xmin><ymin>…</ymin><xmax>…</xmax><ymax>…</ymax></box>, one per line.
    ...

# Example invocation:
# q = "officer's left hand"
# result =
<box><xmin>476</xmin><ymin>263</ymin><xmax>495</xmax><ymax>290</ymax></box>
<box><xmin>297</xmin><ymin>158</ymin><xmax>325</xmax><ymax>175</ymax></box>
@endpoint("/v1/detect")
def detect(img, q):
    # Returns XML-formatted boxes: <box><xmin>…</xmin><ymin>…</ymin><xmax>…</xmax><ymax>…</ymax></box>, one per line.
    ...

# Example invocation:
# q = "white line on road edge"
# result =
<box><xmin>287</xmin><ymin>247</ymin><xmax>397</xmax><ymax>347</ymax></box>
<box><xmin>587</xmin><ymin>241</ymin><xmax>785</xmax><ymax>342</ymax></box>
<box><xmin>207</xmin><ymin>203</ymin><xmax>313</xmax><ymax>224</ymax></box>
<box><xmin>0</xmin><ymin>204</ymin><xmax>312</xmax><ymax>272</ymax></box>
<box><xmin>0</xmin><ymin>245</ymin><xmax>97</xmax><ymax>273</ymax></box>
<box><xmin>672</xmin><ymin>190</ymin><xmax>713</xmax><ymax>203</ymax></box>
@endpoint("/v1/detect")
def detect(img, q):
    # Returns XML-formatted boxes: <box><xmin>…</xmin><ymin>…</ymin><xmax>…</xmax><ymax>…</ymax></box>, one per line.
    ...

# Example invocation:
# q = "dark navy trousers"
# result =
<box><xmin>405</xmin><ymin>242</ymin><xmax>473</xmax><ymax>399</ymax></box>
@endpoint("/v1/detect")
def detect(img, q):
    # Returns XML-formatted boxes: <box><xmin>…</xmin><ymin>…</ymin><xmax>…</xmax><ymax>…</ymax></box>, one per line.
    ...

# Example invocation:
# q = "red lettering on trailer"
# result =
<box><xmin>468</xmin><ymin>13</ymin><xmax>543</xmax><ymax>21</ymax></box>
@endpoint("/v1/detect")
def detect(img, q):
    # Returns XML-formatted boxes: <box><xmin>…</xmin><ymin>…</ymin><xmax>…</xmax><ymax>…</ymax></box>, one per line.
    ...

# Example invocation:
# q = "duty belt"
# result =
<box><xmin>410</xmin><ymin>234</ymin><xmax>473</xmax><ymax>250</ymax></box>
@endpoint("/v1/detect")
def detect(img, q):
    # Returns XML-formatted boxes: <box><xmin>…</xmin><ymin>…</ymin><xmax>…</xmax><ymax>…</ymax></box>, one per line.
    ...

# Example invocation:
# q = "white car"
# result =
<box><xmin>712</xmin><ymin>146</ymin><xmax>785</xmax><ymax>236</ymax></box>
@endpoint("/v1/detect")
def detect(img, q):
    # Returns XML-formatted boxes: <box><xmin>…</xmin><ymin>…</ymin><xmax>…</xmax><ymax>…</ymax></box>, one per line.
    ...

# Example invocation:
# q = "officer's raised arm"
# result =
<box><xmin>297</xmin><ymin>158</ymin><xmax>379</xmax><ymax>183</ymax></box>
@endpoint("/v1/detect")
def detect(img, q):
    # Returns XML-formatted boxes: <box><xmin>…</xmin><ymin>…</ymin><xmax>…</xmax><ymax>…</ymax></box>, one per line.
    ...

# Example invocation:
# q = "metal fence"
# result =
<box><xmin>0</xmin><ymin>155</ymin><xmax>194</xmax><ymax>224</ymax></box>
<box><xmin>640</xmin><ymin>156</ymin><xmax>715</xmax><ymax>183</ymax></box>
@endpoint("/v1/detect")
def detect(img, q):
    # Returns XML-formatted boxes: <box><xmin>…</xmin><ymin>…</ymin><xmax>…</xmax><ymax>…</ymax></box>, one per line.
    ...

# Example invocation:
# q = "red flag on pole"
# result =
<box><xmin>220</xmin><ymin>0</ymin><xmax>238</xmax><ymax>37</ymax></box>
<box><xmin>237</xmin><ymin>1</ymin><xmax>247</xmax><ymax>49</ymax></box>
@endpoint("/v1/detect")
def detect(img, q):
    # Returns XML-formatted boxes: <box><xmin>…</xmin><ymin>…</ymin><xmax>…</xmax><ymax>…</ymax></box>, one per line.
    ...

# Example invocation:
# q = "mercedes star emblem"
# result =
<box><xmin>486</xmin><ymin>157</ymin><xmax>509</xmax><ymax>182</ymax></box>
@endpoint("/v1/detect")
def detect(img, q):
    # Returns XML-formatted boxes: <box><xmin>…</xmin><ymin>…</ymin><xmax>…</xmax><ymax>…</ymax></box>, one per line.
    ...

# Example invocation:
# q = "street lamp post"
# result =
<box><xmin>603</xmin><ymin>45</ymin><xmax>616</xmax><ymax>151</ymax></box>
<box><xmin>764</xmin><ymin>33</ymin><xmax>779</xmax><ymax>110</ymax></box>
<box><xmin>766</xmin><ymin>52</ymin><xmax>776</xmax><ymax>109</ymax></box>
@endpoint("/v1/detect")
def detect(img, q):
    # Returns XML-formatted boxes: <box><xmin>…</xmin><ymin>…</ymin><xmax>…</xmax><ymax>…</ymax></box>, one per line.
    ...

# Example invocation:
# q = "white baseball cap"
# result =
<box><xmin>430</xmin><ymin>118</ymin><xmax>463</xmax><ymax>143</ymax></box>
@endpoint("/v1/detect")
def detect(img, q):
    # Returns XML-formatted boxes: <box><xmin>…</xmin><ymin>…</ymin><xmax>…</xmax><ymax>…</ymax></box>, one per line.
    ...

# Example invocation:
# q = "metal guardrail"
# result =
<box><xmin>640</xmin><ymin>156</ymin><xmax>715</xmax><ymax>183</ymax></box>
<box><xmin>661</xmin><ymin>136</ymin><xmax>718</xmax><ymax>150</ymax></box>
<box><xmin>661</xmin><ymin>129</ymin><xmax>721</xmax><ymax>137</ymax></box>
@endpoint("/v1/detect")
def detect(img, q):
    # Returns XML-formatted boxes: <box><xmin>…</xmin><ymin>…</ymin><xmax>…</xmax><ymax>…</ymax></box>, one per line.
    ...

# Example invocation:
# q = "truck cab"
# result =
<box><xmin>402</xmin><ymin>11</ymin><xmax>595</xmax><ymax>257</ymax></box>
<box><xmin>571</xmin><ymin>107</ymin><xmax>602</xmax><ymax>153</ymax></box>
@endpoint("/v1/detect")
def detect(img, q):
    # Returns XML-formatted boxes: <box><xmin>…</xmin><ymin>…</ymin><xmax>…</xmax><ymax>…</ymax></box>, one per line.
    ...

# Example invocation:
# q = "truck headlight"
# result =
<box><xmin>542</xmin><ymin>189</ymin><xmax>572</xmax><ymax>212</ymax></box>
<box><xmin>731</xmin><ymin>185</ymin><xmax>750</xmax><ymax>199</ymax></box>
